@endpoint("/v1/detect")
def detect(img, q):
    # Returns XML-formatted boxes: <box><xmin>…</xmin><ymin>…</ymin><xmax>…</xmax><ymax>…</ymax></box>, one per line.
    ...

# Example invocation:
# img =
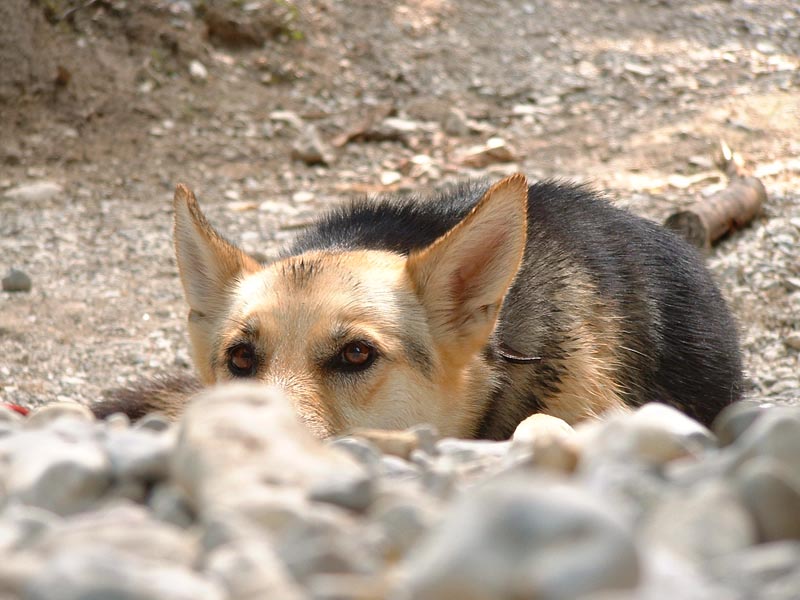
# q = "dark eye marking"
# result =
<box><xmin>227</xmin><ymin>342</ymin><xmax>257</xmax><ymax>377</ymax></box>
<box><xmin>328</xmin><ymin>340</ymin><xmax>378</xmax><ymax>373</ymax></box>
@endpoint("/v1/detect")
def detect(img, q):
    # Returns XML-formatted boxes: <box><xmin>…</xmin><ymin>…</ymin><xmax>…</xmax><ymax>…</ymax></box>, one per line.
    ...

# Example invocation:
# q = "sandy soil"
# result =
<box><xmin>1</xmin><ymin>0</ymin><xmax>798</xmax><ymax>409</ymax></box>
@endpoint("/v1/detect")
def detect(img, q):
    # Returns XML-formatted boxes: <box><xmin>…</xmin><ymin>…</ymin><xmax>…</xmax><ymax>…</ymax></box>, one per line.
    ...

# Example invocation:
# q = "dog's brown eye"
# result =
<box><xmin>334</xmin><ymin>341</ymin><xmax>377</xmax><ymax>372</ymax></box>
<box><xmin>228</xmin><ymin>343</ymin><xmax>256</xmax><ymax>377</ymax></box>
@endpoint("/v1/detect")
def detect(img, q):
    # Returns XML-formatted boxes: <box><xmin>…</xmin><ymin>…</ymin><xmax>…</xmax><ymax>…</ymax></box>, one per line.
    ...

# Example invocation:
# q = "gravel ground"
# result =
<box><xmin>0</xmin><ymin>1</ymin><xmax>798</xmax><ymax>405</ymax></box>
<box><xmin>0</xmin><ymin>385</ymin><xmax>798</xmax><ymax>599</ymax></box>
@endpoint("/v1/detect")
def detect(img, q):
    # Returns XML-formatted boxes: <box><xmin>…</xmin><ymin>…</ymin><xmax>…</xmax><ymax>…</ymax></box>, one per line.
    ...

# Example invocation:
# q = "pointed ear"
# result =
<box><xmin>173</xmin><ymin>184</ymin><xmax>260</xmax><ymax>317</ymax></box>
<box><xmin>406</xmin><ymin>174</ymin><xmax>528</xmax><ymax>362</ymax></box>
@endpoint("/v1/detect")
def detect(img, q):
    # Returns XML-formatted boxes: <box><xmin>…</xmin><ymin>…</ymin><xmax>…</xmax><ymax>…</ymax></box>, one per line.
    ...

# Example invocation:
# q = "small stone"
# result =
<box><xmin>381</xmin><ymin>454</ymin><xmax>420</xmax><ymax>480</ymax></box>
<box><xmin>2</xmin><ymin>181</ymin><xmax>63</xmax><ymax>202</ymax></box>
<box><xmin>291</xmin><ymin>126</ymin><xmax>332</xmax><ymax>165</ymax></box>
<box><xmin>734</xmin><ymin>457</ymin><xmax>800</xmax><ymax>543</ymax></box>
<box><xmin>309</xmin><ymin>473</ymin><xmax>375</xmax><ymax>513</ymax></box>
<box><xmin>32</xmin><ymin>504</ymin><xmax>196</xmax><ymax>566</ymax></box>
<box><xmin>579</xmin><ymin>403</ymin><xmax>714</xmax><ymax>470</ymax></box>
<box><xmin>713</xmin><ymin>401</ymin><xmax>767</xmax><ymax>446</ymax></box>
<box><xmin>4</xmin><ymin>430</ymin><xmax>111</xmax><ymax>516</ymax></box>
<box><xmin>458</xmin><ymin>137</ymin><xmax>517</xmax><ymax>167</ymax></box>
<box><xmin>270</xmin><ymin>110</ymin><xmax>305</xmax><ymax>130</ymax></box>
<box><xmin>25</xmin><ymin>547</ymin><xmax>224</xmax><ymax>600</ymax></box>
<box><xmin>2</xmin><ymin>268</ymin><xmax>32</xmax><ymax>292</ymax></box>
<box><xmin>204</xmin><ymin>539</ymin><xmax>304</xmax><ymax>600</ymax></box>
<box><xmin>641</xmin><ymin>479</ymin><xmax>757</xmax><ymax>562</ymax></box>
<box><xmin>292</xmin><ymin>190</ymin><xmax>314</xmax><ymax>203</ymax></box>
<box><xmin>189</xmin><ymin>60</ymin><xmax>208</xmax><ymax>81</ymax></box>
<box><xmin>278</xmin><ymin>521</ymin><xmax>380</xmax><ymax>585</ymax></box>
<box><xmin>135</xmin><ymin>412</ymin><xmax>172</xmax><ymax>432</ymax></box>
<box><xmin>379</xmin><ymin>170</ymin><xmax>402</xmax><ymax>186</ymax></box>
<box><xmin>784</xmin><ymin>332</ymin><xmax>800</xmax><ymax>351</ymax></box>
<box><xmin>442</xmin><ymin>107</ymin><xmax>471</xmax><ymax>137</ymax></box>
<box><xmin>104</xmin><ymin>427</ymin><xmax>174</xmax><ymax>482</ymax></box>
<box><xmin>730</xmin><ymin>407</ymin><xmax>800</xmax><ymax>482</ymax></box>
<box><xmin>371</xmin><ymin>498</ymin><xmax>437</xmax><ymax>560</ymax></box>
<box><xmin>307</xmin><ymin>573</ymin><xmax>389</xmax><ymax>600</ymax></box>
<box><xmin>709</xmin><ymin>541</ymin><xmax>800</xmax><ymax>599</ymax></box>
<box><xmin>25</xmin><ymin>402</ymin><xmax>94</xmax><ymax>427</ymax></box>
<box><xmin>149</xmin><ymin>483</ymin><xmax>195</xmax><ymax>528</ymax></box>
<box><xmin>328</xmin><ymin>436</ymin><xmax>383</xmax><ymax>473</ymax></box>
<box><xmin>400</xmin><ymin>474</ymin><xmax>639</xmax><ymax>599</ymax></box>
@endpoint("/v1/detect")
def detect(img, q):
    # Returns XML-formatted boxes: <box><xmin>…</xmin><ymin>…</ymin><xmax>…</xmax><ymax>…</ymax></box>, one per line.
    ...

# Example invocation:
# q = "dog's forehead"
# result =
<box><xmin>234</xmin><ymin>250</ymin><xmax>409</xmax><ymax>317</ymax></box>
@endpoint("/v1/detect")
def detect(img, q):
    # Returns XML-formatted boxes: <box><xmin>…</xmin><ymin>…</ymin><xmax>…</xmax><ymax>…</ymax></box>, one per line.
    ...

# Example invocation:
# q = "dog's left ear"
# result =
<box><xmin>173</xmin><ymin>184</ymin><xmax>261</xmax><ymax>318</ymax></box>
<box><xmin>407</xmin><ymin>174</ymin><xmax>528</xmax><ymax>363</ymax></box>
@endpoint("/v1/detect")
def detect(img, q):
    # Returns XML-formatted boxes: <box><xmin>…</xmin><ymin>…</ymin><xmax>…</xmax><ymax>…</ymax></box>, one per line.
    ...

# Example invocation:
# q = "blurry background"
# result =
<box><xmin>1</xmin><ymin>0</ymin><xmax>798</xmax><ymax>409</ymax></box>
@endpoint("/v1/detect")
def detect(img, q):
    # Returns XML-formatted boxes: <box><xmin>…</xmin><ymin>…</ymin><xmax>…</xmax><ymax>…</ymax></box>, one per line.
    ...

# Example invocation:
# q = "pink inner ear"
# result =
<box><xmin>448</xmin><ymin>233</ymin><xmax>506</xmax><ymax>303</ymax></box>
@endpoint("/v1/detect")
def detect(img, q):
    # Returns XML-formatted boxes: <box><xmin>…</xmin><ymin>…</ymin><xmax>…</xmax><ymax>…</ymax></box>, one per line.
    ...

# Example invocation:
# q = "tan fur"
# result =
<box><xmin>172</xmin><ymin>175</ymin><xmax>529</xmax><ymax>438</ymax></box>
<box><xmin>537</xmin><ymin>278</ymin><xmax>629</xmax><ymax>423</ymax></box>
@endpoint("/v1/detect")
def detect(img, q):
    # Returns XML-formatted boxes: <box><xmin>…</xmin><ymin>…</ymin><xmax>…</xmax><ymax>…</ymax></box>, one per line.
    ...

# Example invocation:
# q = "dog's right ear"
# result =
<box><xmin>173</xmin><ymin>184</ymin><xmax>260</xmax><ymax>317</ymax></box>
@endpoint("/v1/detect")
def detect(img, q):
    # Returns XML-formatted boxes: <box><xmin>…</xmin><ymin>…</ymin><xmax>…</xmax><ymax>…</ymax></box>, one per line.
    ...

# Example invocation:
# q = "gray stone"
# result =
<box><xmin>2</xmin><ymin>268</ymin><xmax>32</xmax><ymax>292</ymax></box>
<box><xmin>371</xmin><ymin>497</ymin><xmax>438</xmax><ymax>560</ymax></box>
<box><xmin>734</xmin><ymin>457</ymin><xmax>800</xmax><ymax>542</ymax></box>
<box><xmin>148</xmin><ymin>483</ymin><xmax>195</xmax><ymax>528</ymax></box>
<box><xmin>2</xmin><ymin>181</ymin><xmax>62</xmax><ymax>202</ymax></box>
<box><xmin>329</xmin><ymin>436</ymin><xmax>383</xmax><ymax>473</ymax></box>
<box><xmin>291</xmin><ymin>126</ymin><xmax>332</xmax><ymax>165</ymax></box>
<box><xmin>25</xmin><ymin>402</ymin><xmax>93</xmax><ymax>427</ymax></box>
<box><xmin>104</xmin><ymin>427</ymin><xmax>174</xmax><ymax>482</ymax></box>
<box><xmin>713</xmin><ymin>401</ymin><xmax>767</xmax><ymax>446</ymax></box>
<box><xmin>399</xmin><ymin>474</ymin><xmax>639</xmax><ymax>600</ymax></box>
<box><xmin>204</xmin><ymin>539</ymin><xmax>304</xmax><ymax>600</ymax></box>
<box><xmin>309</xmin><ymin>473</ymin><xmax>375</xmax><ymax>513</ymax></box>
<box><xmin>31</xmin><ymin>504</ymin><xmax>196</xmax><ymax>566</ymax></box>
<box><xmin>307</xmin><ymin>573</ymin><xmax>390</xmax><ymax>600</ymax></box>
<box><xmin>641</xmin><ymin>479</ymin><xmax>757</xmax><ymax>562</ymax></box>
<box><xmin>278</xmin><ymin>520</ymin><xmax>380</xmax><ymax>584</ymax></box>
<box><xmin>579</xmin><ymin>403</ymin><xmax>715</xmax><ymax>470</ymax></box>
<box><xmin>442</xmin><ymin>107</ymin><xmax>471</xmax><ymax>137</ymax></box>
<box><xmin>4</xmin><ymin>430</ymin><xmax>111</xmax><ymax>516</ymax></box>
<box><xmin>729</xmin><ymin>408</ymin><xmax>800</xmax><ymax>483</ymax></box>
<box><xmin>23</xmin><ymin>546</ymin><xmax>224</xmax><ymax>600</ymax></box>
<box><xmin>708</xmin><ymin>541</ymin><xmax>800</xmax><ymax>599</ymax></box>
<box><xmin>0</xmin><ymin>554</ymin><xmax>40</xmax><ymax>599</ymax></box>
<box><xmin>381</xmin><ymin>455</ymin><xmax>420</xmax><ymax>480</ymax></box>
<box><xmin>135</xmin><ymin>412</ymin><xmax>172</xmax><ymax>432</ymax></box>
<box><xmin>434</xmin><ymin>438</ymin><xmax>511</xmax><ymax>464</ymax></box>
<box><xmin>0</xmin><ymin>505</ymin><xmax>59</xmax><ymax>552</ymax></box>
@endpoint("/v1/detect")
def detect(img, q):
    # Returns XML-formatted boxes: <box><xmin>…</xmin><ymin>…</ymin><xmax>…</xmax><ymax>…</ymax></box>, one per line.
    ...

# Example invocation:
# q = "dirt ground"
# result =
<box><xmin>1</xmin><ymin>0</ymin><xmax>798</xmax><ymax>410</ymax></box>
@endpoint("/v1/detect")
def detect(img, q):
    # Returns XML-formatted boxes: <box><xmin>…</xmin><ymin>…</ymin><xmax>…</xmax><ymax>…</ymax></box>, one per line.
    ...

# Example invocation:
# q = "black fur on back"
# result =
<box><xmin>289</xmin><ymin>179</ymin><xmax>743</xmax><ymax>434</ymax></box>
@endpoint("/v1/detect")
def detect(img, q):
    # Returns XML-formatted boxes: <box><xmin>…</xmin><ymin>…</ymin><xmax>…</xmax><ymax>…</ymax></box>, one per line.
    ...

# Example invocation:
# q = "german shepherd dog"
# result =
<box><xmin>93</xmin><ymin>174</ymin><xmax>742</xmax><ymax>439</ymax></box>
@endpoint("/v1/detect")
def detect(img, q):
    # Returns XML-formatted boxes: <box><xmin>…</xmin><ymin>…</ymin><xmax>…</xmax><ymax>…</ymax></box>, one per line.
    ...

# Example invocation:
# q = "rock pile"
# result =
<box><xmin>0</xmin><ymin>385</ymin><xmax>798</xmax><ymax>599</ymax></box>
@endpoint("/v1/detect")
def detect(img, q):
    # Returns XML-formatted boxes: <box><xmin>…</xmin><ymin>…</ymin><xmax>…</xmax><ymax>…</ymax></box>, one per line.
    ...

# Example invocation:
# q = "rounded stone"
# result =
<box><xmin>2</xmin><ymin>268</ymin><xmax>32</xmax><ymax>292</ymax></box>
<box><xmin>734</xmin><ymin>457</ymin><xmax>800</xmax><ymax>543</ymax></box>
<box><xmin>399</xmin><ymin>474</ymin><xmax>639</xmax><ymax>600</ymax></box>
<box><xmin>641</xmin><ymin>479</ymin><xmax>757</xmax><ymax>562</ymax></box>
<box><xmin>6</xmin><ymin>431</ymin><xmax>111</xmax><ymax>516</ymax></box>
<box><xmin>25</xmin><ymin>402</ymin><xmax>94</xmax><ymax>427</ymax></box>
<box><xmin>204</xmin><ymin>539</ymin><xmax>304</xmax><ymax>600</ymax></box>
<box><xmin>23</xmin><ymin>547</ymin><xmax>224</xmax><ymax>600</ymax></box>
<box><xmin>713</xmin><ymin>401</ymin><xmax>767</xmax><ymax>446</ymax></box>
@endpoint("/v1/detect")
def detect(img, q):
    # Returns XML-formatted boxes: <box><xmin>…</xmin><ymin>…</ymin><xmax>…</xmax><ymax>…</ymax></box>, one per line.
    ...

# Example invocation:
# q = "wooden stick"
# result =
<box><xmin>664</xmin><ymin>176</ymin><xmax>766</xmax><ymax>249</ymax></box>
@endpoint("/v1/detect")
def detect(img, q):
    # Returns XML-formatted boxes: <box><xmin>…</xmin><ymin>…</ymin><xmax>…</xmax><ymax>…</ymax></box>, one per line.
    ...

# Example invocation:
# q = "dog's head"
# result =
<box><xmin>173</xmin><ymin>174</ymin><xmax>528</xmax><ymax>438</ymax></box>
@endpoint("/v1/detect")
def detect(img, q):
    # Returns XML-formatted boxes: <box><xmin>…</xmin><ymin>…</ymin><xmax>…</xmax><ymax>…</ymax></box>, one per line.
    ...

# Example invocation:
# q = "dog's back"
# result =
<box><xmin>290</xmin><ymin>180</ymin><xmax>743</xmax><ymax>437</ymax></box>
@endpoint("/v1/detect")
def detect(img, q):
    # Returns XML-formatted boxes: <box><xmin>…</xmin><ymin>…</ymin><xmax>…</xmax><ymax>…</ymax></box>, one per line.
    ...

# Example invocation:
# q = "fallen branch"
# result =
<box><xmin>664</xmin><ymin>143</ymin><xmax>767</xmax><ymax>249</ymax></box>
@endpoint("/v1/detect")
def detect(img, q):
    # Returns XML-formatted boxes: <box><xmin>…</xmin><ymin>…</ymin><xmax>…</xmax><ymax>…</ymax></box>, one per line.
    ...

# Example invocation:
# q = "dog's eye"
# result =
<box><xmin>228</xmin><ymin>343</ymin><xmax>257</xmax><ymax>377</ymax></box>
<box><xmin>335</xmin><ymin>341</ymin><xmax>377</xmax><ymax>372</ymax></box>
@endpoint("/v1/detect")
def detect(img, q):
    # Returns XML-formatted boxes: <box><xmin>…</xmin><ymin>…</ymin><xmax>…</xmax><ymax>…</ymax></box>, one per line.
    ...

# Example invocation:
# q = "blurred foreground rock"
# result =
<box><xmin>0</xmin><ymin>385</ymin><xmax>798</xmax><ymax>599</ymax></box>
